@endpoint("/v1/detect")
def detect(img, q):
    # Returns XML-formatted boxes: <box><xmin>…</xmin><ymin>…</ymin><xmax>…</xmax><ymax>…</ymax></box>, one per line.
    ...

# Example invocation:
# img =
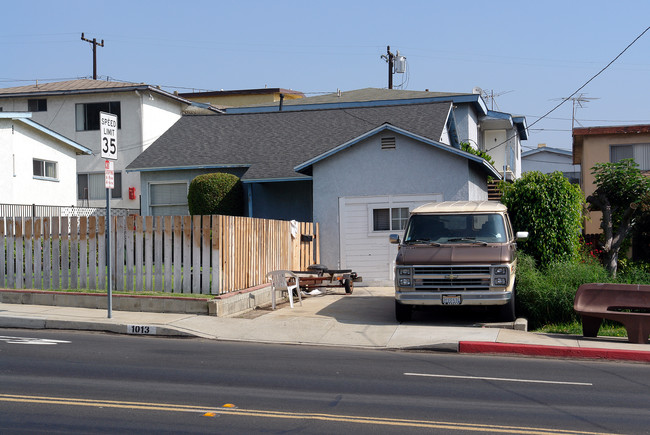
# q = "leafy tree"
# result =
<box><xmin>500</xmin><ymin>171</ymin><xmax>584</xmax><ymax>267</ymax></box>
<box><xmin>187</xmin><ymin>173</ymin><xmax>243</xmax><ymax>216</ymax></box>
<box><xmin>587</xmin><ymin>159</ymin><xmax>650</xmax><ymax>276</ymax></box>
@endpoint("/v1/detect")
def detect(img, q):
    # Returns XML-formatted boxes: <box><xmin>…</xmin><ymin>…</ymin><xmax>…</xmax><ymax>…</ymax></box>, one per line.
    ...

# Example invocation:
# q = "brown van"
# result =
<box><xmin>389</xmin><ymin>201</ymin><xmax>528</xmax><ymax>322</ymax></box>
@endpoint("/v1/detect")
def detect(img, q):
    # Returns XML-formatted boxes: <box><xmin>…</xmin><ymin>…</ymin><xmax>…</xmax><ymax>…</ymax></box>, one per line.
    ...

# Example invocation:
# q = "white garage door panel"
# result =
<box><xmin>339</xmin><ymin>194</ymin><xmax>442</xmax><ymax>285</ymax></box>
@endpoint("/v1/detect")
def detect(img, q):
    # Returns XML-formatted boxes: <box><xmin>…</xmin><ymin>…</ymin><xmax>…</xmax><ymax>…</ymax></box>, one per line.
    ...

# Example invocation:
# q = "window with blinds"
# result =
<box><xmin>78</xmin><ymin>173</ymin><xmax>122</xmax><ymax>199</ymax></box>
<box><xmin>373</xmin><ymin>207</ymin><xmax>409</xmax><ymax>231</ymax></box>
<box><xmin>610</xmin><ymin>143</ymin><xmax>650</xmax><ymax>170</ymax></box>
<box><xmin>150</xmin><ymin>182</ymin><xmax>189</xmax><ymax>216</ymax></box>
<box><xmin>33</xmin><ymin>159</ymin><xmax>57</xmax><ymax>180</ymax></box>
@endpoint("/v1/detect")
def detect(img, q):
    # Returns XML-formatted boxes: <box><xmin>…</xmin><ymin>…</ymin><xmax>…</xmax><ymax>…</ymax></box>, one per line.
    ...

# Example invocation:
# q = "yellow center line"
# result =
<box><xmin>0</xmin><ymin>393</ymin><xmax>616</xmax><ymax>435</ymax></box>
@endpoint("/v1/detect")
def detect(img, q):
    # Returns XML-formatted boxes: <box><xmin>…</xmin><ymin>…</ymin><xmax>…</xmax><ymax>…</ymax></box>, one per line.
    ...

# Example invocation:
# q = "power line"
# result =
<box><xmin>486</xmin><ymin>25</ymin><xmax>650</xmax><ymax>153</ymax></box>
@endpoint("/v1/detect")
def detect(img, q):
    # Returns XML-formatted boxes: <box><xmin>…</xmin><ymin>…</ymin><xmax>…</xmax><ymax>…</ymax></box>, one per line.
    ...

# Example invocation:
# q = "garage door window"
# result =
<box><xmin>373</xmin><ymin>207</ymin><xmax>409</xmax><ymax>231</ymax></box>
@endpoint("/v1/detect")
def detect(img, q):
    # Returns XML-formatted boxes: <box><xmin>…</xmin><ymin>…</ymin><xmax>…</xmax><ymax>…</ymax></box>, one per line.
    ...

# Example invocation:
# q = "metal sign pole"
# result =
<box><xmin>100</xmin><ymin>111</ymin><xmax>117</xmax><ymax>320</ymax></box>
<box><xmin>107</xmin><ymin>187</ymin><xmax>112</xmax><ymax>318</ymax></box>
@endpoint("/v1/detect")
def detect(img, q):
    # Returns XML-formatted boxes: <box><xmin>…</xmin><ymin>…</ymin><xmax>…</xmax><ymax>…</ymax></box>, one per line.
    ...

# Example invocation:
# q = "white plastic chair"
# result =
<box><xmin>266</xmin><ymin>270</ymin><xmax>302</xmax><ymax>310</ymax></box>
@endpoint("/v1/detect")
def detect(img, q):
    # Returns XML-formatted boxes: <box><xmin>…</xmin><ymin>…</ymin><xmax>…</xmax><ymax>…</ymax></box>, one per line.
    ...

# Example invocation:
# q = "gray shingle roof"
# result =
<box><xmin>127</xmin><ymin>101</ymin><xmax>453</xmax><ymax>181</ymax></box>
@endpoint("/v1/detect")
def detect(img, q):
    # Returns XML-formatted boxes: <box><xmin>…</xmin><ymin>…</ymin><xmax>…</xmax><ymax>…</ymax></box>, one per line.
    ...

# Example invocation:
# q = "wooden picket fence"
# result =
<box><xmin>0</xmin><ymin>215</ymin><xmax>319</xmax><ymax>294</ymax></box>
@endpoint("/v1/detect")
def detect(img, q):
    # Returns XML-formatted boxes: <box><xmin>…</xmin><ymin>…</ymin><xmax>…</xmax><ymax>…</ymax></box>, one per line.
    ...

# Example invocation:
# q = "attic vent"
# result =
<box><xmin>381</xmin><ymin>137</ymin><xmax>396</xmax><ymax>150</ymax></box>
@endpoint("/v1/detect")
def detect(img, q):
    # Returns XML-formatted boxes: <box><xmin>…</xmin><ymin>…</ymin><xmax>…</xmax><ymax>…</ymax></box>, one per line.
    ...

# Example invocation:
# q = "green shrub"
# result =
<box><xmin>617</xmin><ymin>260</ymin><xmax>650</xmax><ymax>284</ymax></box>
<box><xmin>461</xmin><ymin>142</ymin><xmax>495</xmax><ymax>166</ymax></box>
<box><xmin>187</xmin><ymin>173</ymin><xmax>243</xmax><ymax>216</ymax></box>
<box><xmin>515</xmin><ymin>253</ymin><xmax>612</xmax><ymax>329</ymax></box>
<box><xmin>500</xmin><ymin>171</ymin><xmax>584</xmax><ymax>268</ymax></box>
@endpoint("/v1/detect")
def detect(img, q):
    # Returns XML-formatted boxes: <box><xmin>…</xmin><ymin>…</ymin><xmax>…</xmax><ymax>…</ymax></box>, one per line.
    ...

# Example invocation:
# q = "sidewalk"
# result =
<box><xmin>1</xmin><ymin>287</ymin><xmax>649</xmax><ymax>362</ymax></box>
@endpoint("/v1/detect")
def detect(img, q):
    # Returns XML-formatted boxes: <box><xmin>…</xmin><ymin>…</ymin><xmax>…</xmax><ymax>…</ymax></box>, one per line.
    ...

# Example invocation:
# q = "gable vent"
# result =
<box><xmin>381</xmin><ymin>137</ymin><xmax>396</xmax><ymax>150</ymax></box>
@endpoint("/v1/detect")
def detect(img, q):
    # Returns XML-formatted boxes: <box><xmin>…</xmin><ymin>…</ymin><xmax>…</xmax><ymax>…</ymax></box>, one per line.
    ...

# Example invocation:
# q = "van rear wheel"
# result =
<box><xmin>395</xmin><ymin>301</ymin><xmax>412</xmax><ymax>322</ymax></box>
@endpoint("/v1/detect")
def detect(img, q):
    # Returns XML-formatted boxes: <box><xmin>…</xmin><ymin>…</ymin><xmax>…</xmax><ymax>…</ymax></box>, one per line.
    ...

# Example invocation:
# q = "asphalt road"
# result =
<box><xmin>1</xmin><ymin>328</ymin><xmax>649</xmax><ymax>434</ymax></box>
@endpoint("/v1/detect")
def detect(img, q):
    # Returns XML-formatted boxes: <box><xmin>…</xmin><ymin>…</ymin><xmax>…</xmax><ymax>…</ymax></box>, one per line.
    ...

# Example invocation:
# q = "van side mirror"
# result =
<box><xmin>516</xmin><ymin>231</ymin><xmax>529</xmax><ymax>241</ymax></box>
<box><xmin>389</xmin><ymin>234</ymin><xmax>400</xmax><ymax>244</ymax></box>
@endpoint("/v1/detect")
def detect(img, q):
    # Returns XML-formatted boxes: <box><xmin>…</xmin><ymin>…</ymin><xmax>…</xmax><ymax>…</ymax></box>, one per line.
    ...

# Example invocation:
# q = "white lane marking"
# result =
<box><xmin>404</xmin><ymin>372</ymin><xmax>592</xmax><ymax>386</ymax></box>
<box><xmin>0</xmin><ymin>336</ymin><xmax>71</xmax><ymax>345</ymax></box>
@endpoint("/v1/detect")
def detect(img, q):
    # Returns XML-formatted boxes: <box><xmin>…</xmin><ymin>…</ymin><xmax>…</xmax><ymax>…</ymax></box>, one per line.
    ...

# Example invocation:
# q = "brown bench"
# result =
<box><xmin>574</xmin><ymin>283</ymin><xmax>650</xmax><ymax>344</ymax></box>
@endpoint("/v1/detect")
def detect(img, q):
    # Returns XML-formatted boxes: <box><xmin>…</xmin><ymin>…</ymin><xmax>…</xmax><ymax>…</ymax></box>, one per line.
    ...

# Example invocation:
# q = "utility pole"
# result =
<box><xmin>81</xmin><ymin>33</ymin><xmax>104</xmax><ymax>80</ymax></box>
<box><xmin>386</xmin><ymin>46</ymin><xmax>394</xmax><ymax>89</ymax></box>
<box><xmin>381</xmin><ymin>46</ymin><xmax>406</xmax><ymax>90</ymax></box>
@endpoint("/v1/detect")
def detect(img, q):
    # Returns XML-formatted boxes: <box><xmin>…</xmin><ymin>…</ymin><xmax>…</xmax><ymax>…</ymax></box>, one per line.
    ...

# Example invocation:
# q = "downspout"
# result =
<box><xmin>247</xmin><ymin>184</ymin><xmax>253</xmax><ymax>218</ymax></box>
<box><xmin>279</xmin><ymin>93</ymin><xmax>284</xmax><ymax>111</ymax></box>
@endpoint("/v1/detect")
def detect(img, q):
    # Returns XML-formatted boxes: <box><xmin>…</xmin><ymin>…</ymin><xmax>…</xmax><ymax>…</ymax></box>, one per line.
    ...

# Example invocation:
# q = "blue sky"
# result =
<box><xmin>2</xmin><ymin>0</ymin><xmax>649</xmax><ymax>151</ymax></box>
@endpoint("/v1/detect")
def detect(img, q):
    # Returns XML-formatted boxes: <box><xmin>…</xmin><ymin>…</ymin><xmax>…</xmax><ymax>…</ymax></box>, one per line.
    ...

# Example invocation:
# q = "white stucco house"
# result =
<box><xmin>0</xmin><ymin>112</ymin><xmax>91</xmax><ymax>206</ymax></box>
<box><xmin>0</xmin><ymin>79</ymin><xmax>194</xmax><ymax>210</ymax></box>
<box><xmin>127</xmin><ymin>100</ymin><xmax>508</xmax><ymax>285</ymax></box>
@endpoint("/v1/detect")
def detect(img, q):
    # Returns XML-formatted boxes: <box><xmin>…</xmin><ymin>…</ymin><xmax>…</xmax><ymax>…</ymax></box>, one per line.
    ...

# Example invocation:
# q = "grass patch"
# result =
<box><xmin>535</xmin><ymin>320</ymin><xmax>628</xmax><ymax>338</ymax></box>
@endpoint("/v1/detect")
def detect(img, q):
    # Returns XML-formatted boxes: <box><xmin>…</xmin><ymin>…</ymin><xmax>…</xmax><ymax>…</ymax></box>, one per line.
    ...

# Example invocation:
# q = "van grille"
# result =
<box><xmin>412</xmin><ymin>265</ymin><xmax>491</xmax><ymax>291</ymax></box>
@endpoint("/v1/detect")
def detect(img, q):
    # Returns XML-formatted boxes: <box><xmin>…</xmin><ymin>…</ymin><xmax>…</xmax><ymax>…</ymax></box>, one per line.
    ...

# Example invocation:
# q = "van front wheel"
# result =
<box><xmin>499</xmin><ymin>292</ymin><xmax>516</xmax><ymax>322</ymax></box>
<box><xmin>395</xmin><ymin>301</ymin><xmax>412</xmax><ymax>322</ymax></box>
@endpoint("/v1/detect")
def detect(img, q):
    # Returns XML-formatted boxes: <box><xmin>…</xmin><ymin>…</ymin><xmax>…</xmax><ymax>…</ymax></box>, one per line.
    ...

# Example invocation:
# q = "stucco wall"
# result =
<box><xmin>579</xmin><ymin>133</ymin><xmax>650</xmax><ymax>233</ymax></box>
<box><xmin>522</xmin><ymin>150</ymin><xmax>580</xmax><ymax>183</ymax></box>
<box><xmin>0</xmin><ymin>119</ymin><xmax>78</xmax><ymax>206</ymax></box>
<box><xmin>3</xmin><ymin>91</ymin><xmax>184</xmax><ymax>210</ymax></box>
<box><xmin>312</xmin><ymin>131</ymin><xmax>485</xmax><ymax>269</ymax></box>
<box><xmin>453</xmin><ymin>104</ymin><xmax>480</xmax><ymax>147</ymax></box>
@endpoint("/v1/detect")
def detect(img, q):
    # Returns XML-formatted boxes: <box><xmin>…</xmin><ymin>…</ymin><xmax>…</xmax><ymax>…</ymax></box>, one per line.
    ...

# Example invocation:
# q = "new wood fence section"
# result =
<box><xmin>0</xmin><ymin>215</ymin><xmax>319</xmax><ymax>294</ymax></box>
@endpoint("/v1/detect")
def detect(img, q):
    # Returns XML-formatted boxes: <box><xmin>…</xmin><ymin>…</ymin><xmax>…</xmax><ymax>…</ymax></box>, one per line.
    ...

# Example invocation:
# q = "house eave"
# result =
<box><xmin>241</xmin><ymin>177</ymin><xmax>312</xmax><ymax>184</ymax></box>
<box><xmin>0</xmin><ymin>84</ymin><xmax>191</xmax><ymax>105</ymax></box>
<box><xmin>126</xmin><ymin>164</ymin><xmax>251</xmax><ymax>173</ymax></box>
<box><xmin>15</xmin><ymin>118</ymin><xmax>92</xmax><ymax>155</ymax></box>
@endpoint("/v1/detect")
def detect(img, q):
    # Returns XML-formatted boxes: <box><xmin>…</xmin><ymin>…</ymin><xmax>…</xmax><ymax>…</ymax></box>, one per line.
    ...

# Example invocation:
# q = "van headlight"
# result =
<box><xmin>398</xmin><ymin>278</ymin><xmax>412</xmax><ymax>287</ymax></box>
<box><xmin>398</xmin><ymin>268</ymin><xmax>412</xmax><ymax>276</ymax></box>
<box><xmin>491</xmin><ymin>266</ymin><xmax>510</xmax><ymax>287</ymax></box>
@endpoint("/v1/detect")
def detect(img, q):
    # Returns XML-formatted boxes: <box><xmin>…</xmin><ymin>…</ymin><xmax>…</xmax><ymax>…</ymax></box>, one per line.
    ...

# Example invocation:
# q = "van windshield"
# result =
<box><xmin>403</xmin><ymin>214</ymin><xmax>507</xmax><ymax>244</ymax></box>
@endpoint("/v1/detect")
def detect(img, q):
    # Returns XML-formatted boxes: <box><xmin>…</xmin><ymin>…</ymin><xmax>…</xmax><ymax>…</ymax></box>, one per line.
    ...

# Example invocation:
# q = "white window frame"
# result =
<box><xmin>33</xmin><ymin>158</ymin><xmax>58</xmax><ymax>181</ymax></box>
<box><xmin>370</xmin><ymin>206</ymin><xmax>409</xmax><ymax>233</ymax></box>
<box><xmin>148</xmin><ymin>181</ymin><xmax>189</xmax><ymax>216</ymax></box>
<box><xmin>610</xmin><ymin>143</ymin><xmax>650</xmax><ymax>171</ymax></box>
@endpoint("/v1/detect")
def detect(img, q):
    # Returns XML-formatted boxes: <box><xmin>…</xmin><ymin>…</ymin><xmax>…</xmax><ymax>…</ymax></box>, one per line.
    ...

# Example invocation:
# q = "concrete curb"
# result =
<box><xmin>0</xmin><ymin>316</ymin><xmax>194</xmax><ymax>338</ymax></box>
<box><xmin>459</xmin><ymin>341</ymin><xmax>650</xmax><ymax>363</ymax></box>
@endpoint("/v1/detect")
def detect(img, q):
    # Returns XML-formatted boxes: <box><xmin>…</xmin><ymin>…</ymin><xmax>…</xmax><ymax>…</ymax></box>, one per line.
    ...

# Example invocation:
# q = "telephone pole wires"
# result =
<box><xmin>81</xmin><ymin>33</ymin><xmax>104</xmax><ymax>80</ymax></box>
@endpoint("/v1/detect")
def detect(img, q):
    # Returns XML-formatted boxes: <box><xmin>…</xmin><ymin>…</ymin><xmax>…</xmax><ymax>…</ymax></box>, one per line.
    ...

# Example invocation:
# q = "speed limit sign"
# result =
<box><xmin>100</xmin><ymin>112</ymin><xmax>118</xmax><ymax>160</ymax></box>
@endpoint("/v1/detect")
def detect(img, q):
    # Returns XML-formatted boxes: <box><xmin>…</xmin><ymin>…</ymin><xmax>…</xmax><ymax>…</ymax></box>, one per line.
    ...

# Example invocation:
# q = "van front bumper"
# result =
<box><xmin>395</xmin><ymin>290</ymin><xmax>512</xmax><ymax>306</ymax></box>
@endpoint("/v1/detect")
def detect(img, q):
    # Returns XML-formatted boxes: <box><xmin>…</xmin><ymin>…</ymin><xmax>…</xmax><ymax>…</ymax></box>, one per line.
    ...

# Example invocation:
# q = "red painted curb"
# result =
<box><xmin>459</xmin><ymin>341</ymin><xmax>650</xmax><ymax>363</ymax></box>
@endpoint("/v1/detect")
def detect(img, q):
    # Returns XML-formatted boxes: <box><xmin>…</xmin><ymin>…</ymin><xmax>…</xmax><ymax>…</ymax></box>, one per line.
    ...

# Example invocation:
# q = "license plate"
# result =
<box><xmin>442</xmin><ymin>295</ymin><xmax>462</xmax><ymax>305</ymax></box>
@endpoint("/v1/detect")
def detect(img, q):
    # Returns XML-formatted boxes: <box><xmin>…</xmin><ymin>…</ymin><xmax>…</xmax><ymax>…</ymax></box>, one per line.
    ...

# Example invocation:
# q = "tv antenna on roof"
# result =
<box><xmin>552</xmin><ymin>93</ymin><xmax>599</xmax><ymax>129</ymax></box>
<box><xmin>481</xmin><ymin>89</ymin><xmax>513</xmax><ymax>111</ymax></box>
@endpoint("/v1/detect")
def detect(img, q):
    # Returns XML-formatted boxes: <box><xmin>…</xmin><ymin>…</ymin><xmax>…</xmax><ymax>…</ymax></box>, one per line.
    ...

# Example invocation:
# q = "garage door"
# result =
<box><xmin>338</xmin><ymin>194</ymin><xmax>442</xmax><ymax>286</ymax></box>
